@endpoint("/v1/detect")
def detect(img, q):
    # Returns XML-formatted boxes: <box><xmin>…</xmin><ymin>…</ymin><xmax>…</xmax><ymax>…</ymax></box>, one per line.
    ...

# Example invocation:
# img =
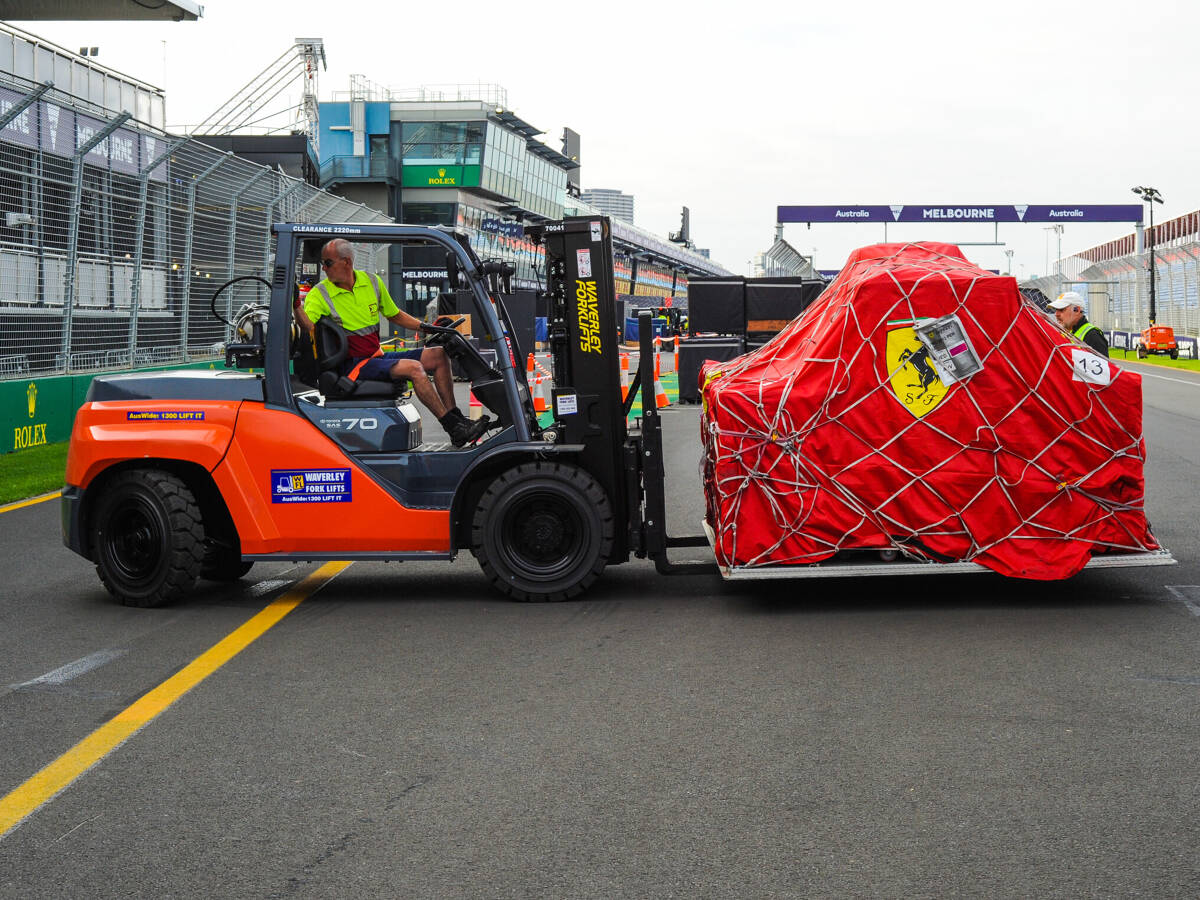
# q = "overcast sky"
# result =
<box><xmin>22</xmin><ymin>0</ymin><xmax>1200</xmax><ymax>279</ymax></box>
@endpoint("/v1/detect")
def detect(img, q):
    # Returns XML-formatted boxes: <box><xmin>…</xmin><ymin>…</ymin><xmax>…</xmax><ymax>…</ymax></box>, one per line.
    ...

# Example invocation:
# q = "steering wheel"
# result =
<box><xmin>421</xmin><ymin>316</ymin><xmax>467</xmax><ymax>347</ymax></box>
<box><xmin>209</xmin><ymin>275</ymin><xmax>272</xmax><ymax>327</ymax></box>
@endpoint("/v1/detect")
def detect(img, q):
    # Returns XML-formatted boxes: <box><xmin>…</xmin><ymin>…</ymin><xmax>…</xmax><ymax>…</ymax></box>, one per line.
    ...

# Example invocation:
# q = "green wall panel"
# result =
<box><xmin>1</xmin><ymin>360</ymin><xmax>224</xmax><ymax>455</ymax></box>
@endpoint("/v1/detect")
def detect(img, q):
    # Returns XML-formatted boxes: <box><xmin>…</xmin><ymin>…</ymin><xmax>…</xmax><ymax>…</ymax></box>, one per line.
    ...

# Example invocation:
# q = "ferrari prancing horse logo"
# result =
<box><xmin>886</xmin><ymin>326</ymin><xmax>949</xmax><ymax>418</ymax></box>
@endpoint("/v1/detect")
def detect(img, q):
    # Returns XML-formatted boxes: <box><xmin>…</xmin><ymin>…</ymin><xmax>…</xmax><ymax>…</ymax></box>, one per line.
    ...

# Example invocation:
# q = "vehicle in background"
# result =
<box><xmin>1137</xmin><ymin>325</ymin><xmax>1178</xmax><ymax>359</ymax></box>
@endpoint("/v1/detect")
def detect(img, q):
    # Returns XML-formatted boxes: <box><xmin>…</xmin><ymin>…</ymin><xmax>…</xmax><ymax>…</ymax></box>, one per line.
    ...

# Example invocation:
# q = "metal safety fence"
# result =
<box><xmin>1025</xmin><ymin>244</ymin><xmax>1200</xmax><ymax>340</ymax></box>
<box><xmin>0</xmin><ymin>77</ymin><xmax>391</xmax><ymax>380</ymax></box>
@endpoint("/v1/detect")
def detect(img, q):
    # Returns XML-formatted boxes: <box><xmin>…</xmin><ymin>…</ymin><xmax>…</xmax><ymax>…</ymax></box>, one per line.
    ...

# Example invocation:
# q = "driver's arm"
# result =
<box><xmin>387</xmin><ymin>309</ymin><xmax>426</xmax><ymax>333</ymax></box>
<box><xmin>294</xmin><ymin>299</ymin><xmax>315</xmax><ymax>335</ymax></box>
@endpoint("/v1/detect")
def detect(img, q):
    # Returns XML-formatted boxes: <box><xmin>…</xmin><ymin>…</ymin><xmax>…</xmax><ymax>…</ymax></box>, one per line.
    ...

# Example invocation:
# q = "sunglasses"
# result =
<box><xmin>321</xmin><ymin>257</ymin><xmax>339</xmax><ymax>268</ymax></box>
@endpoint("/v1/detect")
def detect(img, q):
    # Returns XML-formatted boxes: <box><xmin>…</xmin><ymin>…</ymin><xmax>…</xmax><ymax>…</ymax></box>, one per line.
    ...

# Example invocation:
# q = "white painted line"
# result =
<box><xmin>1164</xmin><ymin>585</ymin><xmax>1200</xmax><ymax>617</ymax></box>
<box><xmin>49</xmin><ymin>812</ymin><xmax>102</xmax><ymax>845</ymax></box>
<box><xmin>246</xmin><ymin>579</ymin><xmax>292</xmax><ymax>598</ymax></box>
<box><xmin>11</xmin><ymin>649</ymin><xmax>127</xmax><ymax>690</ymax></box>
<box><xmin>1116</xmin><ymin>363</ymin><xmax>1200</xmax><ymax>387</ymax></box>
<box><xmin>242</xmin><ymin>565</ymin><xmax>301</xmax><ymax>598</ymax></box>
<box><xmin>1135</xmin><ymin>370</ymin><xmax>1200</xmax><ymax>387</ymax></box>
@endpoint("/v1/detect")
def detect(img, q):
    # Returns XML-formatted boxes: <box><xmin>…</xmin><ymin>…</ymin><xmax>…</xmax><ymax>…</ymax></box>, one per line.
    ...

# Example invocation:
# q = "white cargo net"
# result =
<box><xmin>701</xmin><ymin>244</ymin><xmax>1155</xmax><ymax>571</ymax></box>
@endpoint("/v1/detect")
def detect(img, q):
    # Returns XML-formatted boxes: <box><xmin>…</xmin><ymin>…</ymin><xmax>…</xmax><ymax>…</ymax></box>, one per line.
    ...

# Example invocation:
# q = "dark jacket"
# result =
<box><xmin>1074</xmin><ymin>318</ymin><xmax>1109</xmax><ymax>357</ymax></box>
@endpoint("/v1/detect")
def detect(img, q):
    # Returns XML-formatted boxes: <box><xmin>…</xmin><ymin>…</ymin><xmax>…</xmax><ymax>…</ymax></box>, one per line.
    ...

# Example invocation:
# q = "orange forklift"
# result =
<box><xmin>62</xmin><ymin>218</ymin><xmax>705</xmax><ymax>606</ymax></box>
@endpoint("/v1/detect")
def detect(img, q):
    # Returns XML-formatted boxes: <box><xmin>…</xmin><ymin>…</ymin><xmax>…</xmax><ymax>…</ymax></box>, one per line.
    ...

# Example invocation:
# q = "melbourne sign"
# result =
<box><xmin>0</xmin><ymin>84</ymin><xmax>166</xmax><ymax>182</ymax></box>
<box><xmin>777</xmin><ymin>205</ymin><xmax>1145</xmax><ymax>224</ymax></box>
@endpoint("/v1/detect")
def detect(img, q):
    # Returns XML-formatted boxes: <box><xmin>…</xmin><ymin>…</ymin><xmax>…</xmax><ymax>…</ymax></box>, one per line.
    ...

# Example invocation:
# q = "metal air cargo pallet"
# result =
<box><xmin>701</xmin><ymin>522</ymin><xmax>1176</xmax><ymax>580</ymax></box>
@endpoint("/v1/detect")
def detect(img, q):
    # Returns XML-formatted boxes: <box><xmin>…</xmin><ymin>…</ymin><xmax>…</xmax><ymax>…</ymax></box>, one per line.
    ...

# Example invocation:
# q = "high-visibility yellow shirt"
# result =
<box><xmin>304</xmin><ymin>270</ymin><xmax>398</xmax><ymax>358</ymax></box>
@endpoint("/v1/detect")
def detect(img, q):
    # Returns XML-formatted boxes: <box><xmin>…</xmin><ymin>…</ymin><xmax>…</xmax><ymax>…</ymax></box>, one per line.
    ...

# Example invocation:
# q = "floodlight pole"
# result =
<box><xmin>1147</xmin><ymin>198</ymin><xmax>1157</xmax><ymax>326</ymax></box>
<box><xmin>1053</xmin><ymin>224</ymin><xmax>1063</xmax><ymax>297</ymax></box>
<box><xmin>1132</xmin><ymin>186</ymin><xmax>1163</xmax><ymax>325</ymax></box>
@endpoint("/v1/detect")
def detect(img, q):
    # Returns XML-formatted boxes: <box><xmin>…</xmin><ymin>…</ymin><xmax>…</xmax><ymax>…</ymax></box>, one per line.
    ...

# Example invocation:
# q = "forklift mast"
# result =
<box><xmin>527</xmin><ymin>216</ymin><xmax>713</xmax><ymax>573</ymax></box>
<box><xmin>527</xmin><ymin>216</ymin><xmax>640</xmax><ymax>562</ymax></box>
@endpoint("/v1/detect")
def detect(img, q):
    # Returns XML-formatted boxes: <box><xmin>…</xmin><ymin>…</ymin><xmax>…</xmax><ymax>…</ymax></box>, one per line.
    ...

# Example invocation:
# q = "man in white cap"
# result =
<box><xmin>1048</xmin><ymin>291</ymin><xmax>1108</xmax><ymax>356</ymax></box>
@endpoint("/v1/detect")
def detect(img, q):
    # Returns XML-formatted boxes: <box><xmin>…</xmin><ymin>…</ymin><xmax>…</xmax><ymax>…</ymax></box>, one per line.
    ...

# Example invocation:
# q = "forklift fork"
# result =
<box><xmin>634</xmin><ymin>310</ymin><xmax>719</xmax><ymax>576</ymax></box>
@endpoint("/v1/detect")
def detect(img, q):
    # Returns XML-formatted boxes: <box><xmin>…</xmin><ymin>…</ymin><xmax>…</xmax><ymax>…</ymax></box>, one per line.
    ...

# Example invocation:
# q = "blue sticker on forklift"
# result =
<box><xmin>126</xmin><ymin>410</ymin><xmax>205</xmax><ymax>421</ymax></box>
<box><xmin>271</xmin><ymin>468</ymin><xmax>352</xmax><ymax>503</ymax></box>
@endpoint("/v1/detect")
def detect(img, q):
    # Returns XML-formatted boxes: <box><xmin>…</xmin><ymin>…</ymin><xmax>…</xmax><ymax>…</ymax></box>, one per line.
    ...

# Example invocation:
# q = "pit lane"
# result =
<box><xmin>0</xmin><ymin>369</ymin><xmax>1196</xmax><ymax>897</ymax></box>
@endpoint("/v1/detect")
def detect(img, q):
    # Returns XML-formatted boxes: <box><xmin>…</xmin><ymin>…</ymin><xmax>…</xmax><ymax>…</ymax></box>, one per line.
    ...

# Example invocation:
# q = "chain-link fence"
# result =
<box><xmin>0</xmin><ymin>77</ymin><xmax>391</xmax><ymax>380</ymax></box>
<box><xmin>1025</xmin><ymin>245</ymin><xmax>1200</xmax><ymax>340</ymax></box>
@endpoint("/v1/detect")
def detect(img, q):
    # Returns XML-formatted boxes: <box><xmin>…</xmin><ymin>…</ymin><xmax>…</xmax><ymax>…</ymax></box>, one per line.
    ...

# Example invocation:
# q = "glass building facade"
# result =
<box><xmin>318</xmin><ymin>85</ymin><xmax>728</xmax><ymax>314</ymax></box>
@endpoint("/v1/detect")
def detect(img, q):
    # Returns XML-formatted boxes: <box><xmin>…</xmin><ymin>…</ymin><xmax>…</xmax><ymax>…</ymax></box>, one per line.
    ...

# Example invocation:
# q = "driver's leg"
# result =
<box><xmin>389</xmin><ymin>358</ymin><xmax>447</xmax><ymax>418</ymax></box>
<box><xmin>419</xmin><ymin>346</ymin><xmax>457</xmax><ymax>412</ymax></box>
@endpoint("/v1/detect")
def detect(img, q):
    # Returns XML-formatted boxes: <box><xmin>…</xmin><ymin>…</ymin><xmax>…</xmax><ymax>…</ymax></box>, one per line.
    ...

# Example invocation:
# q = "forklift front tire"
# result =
<box><xmin>91</xmin><ymin>468</ymin><xmax>205</xmax><ymax>607</ymax></box>
<box><xmin>471</xmin><ymin>462</ymin><xmax>613</xmax><ymax>602</ymax></box>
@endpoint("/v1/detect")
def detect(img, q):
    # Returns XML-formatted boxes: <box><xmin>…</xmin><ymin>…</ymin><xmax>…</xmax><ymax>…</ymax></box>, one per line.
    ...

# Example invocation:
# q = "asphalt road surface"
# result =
<box><xmin>1</xmin><ymin>363</ymin><xmax>1197</xmax><ymax>898</ymax></box>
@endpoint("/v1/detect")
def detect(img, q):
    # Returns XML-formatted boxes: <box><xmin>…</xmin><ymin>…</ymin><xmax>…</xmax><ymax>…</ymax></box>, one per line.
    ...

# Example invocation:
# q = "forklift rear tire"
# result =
<box><xmin>471</xmin><ymin>462</ymin><xmax>613</xmax><ymax>602</ymax></box>
<box><xmin>91</xmin><ymin>468</ymin><xmax>205</xmax><ymax>607</ymax></box>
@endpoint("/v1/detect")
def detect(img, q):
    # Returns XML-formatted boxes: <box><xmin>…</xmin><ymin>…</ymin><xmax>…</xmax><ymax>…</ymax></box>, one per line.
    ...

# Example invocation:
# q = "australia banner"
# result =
<box><xmin>777</xmin><ymin>204</ymin><xmax>1145</xmax><ymax>224</ymax></box>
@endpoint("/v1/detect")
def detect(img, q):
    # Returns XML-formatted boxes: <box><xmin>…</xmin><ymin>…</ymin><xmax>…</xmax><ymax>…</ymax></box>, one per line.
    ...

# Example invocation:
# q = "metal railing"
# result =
<box><xmin>1027</xmin><ymin>243</ymin><xmax>1200</xmax><ymax>338</ymax></box>
<box><xmin>0</xmin><ymin>77</ymin><xmax>392</xmax><ymax>379</ymax></box>
<box><xmin>319</xmin><ymin>154</ymin><xmax>398</xmax><ymax>183</ymax></box>
<box><xmin>334</xmin><ymin>78</ymin><xmax>508</xmax><ymax>108</ymax></box>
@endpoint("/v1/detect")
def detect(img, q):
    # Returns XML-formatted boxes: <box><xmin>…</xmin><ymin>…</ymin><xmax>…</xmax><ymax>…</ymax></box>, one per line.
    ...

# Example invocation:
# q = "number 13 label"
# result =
<box><xmin>1071</xmin><ymin>348</ymin><xmax>1112</xmax><ymax>386</ymax></box>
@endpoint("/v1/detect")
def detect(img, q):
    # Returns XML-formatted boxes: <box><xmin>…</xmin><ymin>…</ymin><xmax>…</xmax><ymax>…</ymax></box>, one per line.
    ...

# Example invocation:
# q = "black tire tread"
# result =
<box><xmin>93</xmin><ymin>469</ymin><xmax>204</xmax><ymax>607</ymax></box>
<box><xmin>472</xmin><ymin>461</ymin><xmax>613</xmax><ymax>602</ymax></box>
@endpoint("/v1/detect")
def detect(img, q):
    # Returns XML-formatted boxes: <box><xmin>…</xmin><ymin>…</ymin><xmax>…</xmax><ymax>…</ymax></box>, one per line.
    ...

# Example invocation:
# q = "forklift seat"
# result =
<box><xmin>314</xmin><ymin>317</ymin><xmax>409</xmax><ymax>406</ymax></box>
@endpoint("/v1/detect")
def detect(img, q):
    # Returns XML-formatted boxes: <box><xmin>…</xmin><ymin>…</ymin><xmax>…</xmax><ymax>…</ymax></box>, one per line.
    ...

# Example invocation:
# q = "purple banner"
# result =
<box><xmin>75</xmin><ymin>110</ymin><xmax>141</xmax><ymax>177</ymax></box>
<box><xmin>779</xmin><ymin>204</ymin><xmax>1145</xmax><ymax>224</ymax></box>
<box><xmin>1019</xmin><ymin>205</ymin><xmax>1144</xmax><ymax>223</ymax></box>
<box><xmin>777</xmin><ymin>205</ymin><xmax>897</xmax><ymax>223</ymax></box>
<box><xmin>895</xmin><ymin>205</ymin><xmax>1021</xmax><ymax>223</ymax></box>
<box><xmin>0</xmin><ymin>85</ymin><xmax>165</xmax><ymax>182</ymax></box>
<box><xmin>40</xmin><ymin>100</ymin><xmax>74</xmax><ymax>156</ymax></box>
<box><xmin>0</xmin><ymin>84</ymin><xmax>38</xmax><ymax>151</ymax></box>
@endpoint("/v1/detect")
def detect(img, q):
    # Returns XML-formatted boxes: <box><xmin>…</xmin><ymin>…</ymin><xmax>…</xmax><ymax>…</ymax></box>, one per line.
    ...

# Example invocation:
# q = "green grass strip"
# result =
<box><xmin>0</xmin><ymin>441</ymin><xmax>68</xmax><ymax>506</ymax></box>
<box><xmin>1111</xmin><ymin>350</ymin><xmax>1200</xmax><ymax>372</ymax></box>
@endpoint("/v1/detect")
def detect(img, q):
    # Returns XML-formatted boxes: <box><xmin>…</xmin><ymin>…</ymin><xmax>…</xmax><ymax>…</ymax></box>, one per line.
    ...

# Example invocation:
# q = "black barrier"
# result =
<box><xmin>677</xmin><ymin>336</ymin><xmax>745</xmax><ymax>404</ymax></box>
<box><xmin>688</xmin><ymin>277</ymin><xmax>745</xmax><ymax>335</ymax></box>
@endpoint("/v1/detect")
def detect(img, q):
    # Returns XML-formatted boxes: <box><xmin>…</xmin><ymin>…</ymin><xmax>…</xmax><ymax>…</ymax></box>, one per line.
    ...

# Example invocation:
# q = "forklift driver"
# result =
<box><xmin>295</xmin><ymin>238</ymin><xmax>489</xmax><ymax>447</ymax></box>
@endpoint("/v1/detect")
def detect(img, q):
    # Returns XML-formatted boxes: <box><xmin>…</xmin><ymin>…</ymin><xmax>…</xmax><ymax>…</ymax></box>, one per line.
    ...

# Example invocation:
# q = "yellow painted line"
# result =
<box><xmin>0</xmin><ymin>490</ymin><xmax>62</xmax><ymax>515</ymax></box>
<box><xmin>0</xmin><ymin>560</ymin><xmax>352</xmax><ymax>839</ymax></box>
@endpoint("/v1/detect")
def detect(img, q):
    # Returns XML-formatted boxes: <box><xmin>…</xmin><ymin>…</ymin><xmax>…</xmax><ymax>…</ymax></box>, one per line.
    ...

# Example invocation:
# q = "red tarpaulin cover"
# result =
<box><xmin>700</xmin><ymin>242</ymin><xmax>1158</xmax><ymax>579</ymax></box>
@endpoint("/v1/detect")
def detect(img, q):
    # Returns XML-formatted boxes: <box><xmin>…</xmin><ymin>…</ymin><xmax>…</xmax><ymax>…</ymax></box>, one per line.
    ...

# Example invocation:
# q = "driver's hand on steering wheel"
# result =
<box><xmin>433</xmin><ymin>315</ymin><xmax>456</xmax><ymax>329</ymax></box>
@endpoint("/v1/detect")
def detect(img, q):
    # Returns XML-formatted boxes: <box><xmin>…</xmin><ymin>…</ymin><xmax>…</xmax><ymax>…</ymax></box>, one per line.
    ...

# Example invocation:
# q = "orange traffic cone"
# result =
<box><xmin>654</xmin><ymin>370</ymin><xmax>670</xmax><ymax>409</ymax></box>
<box><xmin>469</xmin><ymin>390</ymin><xmax>483</xmax><ymax>420</ymax></box>
<box><xmin>620</xmin><ymin>352</ymin><xmax>630</xmax><ymax>400</ymax></box>
<box><xmin>526</xmin><ymin>353</ymin><xmax>536</xmax><ymax>378</ymax></box>
<box><xmin>533</xmin><ymin>373</ymin><xmax>549</xmax><ymax>412</ymax></box>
